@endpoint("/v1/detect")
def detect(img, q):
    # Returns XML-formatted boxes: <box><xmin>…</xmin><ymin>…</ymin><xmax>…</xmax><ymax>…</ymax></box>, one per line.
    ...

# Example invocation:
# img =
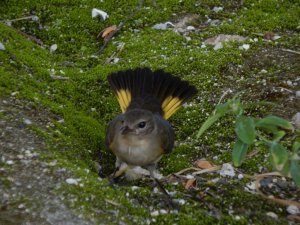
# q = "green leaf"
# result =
<box><xmin>292</xmin><ymin>141</ymin><xmax>300</xmax><ymax>153</ymax></box>
<box><xmin>256</xmin><ymin>116</ymin><xmax>293</xmax><ymax>131</ymax></box>
<box><xmin>235</xmin><ymin>116</ymin><xmax>256</xmax><ymax>145</ymax></box>
<box><xmin>270</xmin><ymin>143</ymin><xmax>289</xmax><ymax>171</ymax></box>
<box><xmin>281</xmin><ymin>160</ymin><xmax>291</xmax><ymax>177</ymax></box>
<box><xmin>290</xmin><ymin>161</ymin><xmax>300</xmax><ymax>187</ymax></box>
<box><xmin>197</xmin><ymin>114</ymin><xmax>221</xmax><ymax>138</ymax></box>
<box><xmin>273</xmin><ymin>131</ymin><xmax>286</xmax><ymax>142</ymax></box>
<box><xmin>215</xmin><ymin>102</ymin><xmax>231</xmax><ymax>116</ymax></box>
<box><xmin>232</xmin><ymin>139</ymin><xmax>249</xmax><ymax>167</ymax></box>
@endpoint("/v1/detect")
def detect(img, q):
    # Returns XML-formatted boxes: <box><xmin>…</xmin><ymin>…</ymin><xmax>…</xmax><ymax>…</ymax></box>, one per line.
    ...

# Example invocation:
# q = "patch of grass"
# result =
<box><xmin>0</xmin><ymin>0</ymin><xmax>299</xmax><ymax>223</ymax></box>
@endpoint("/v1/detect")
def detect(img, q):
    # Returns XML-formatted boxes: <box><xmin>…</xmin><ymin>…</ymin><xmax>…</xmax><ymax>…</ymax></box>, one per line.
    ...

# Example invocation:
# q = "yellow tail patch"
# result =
<box><xmin>116</xmin><ymin>89</ymin><xmax>131</xmax><ymax>112</ymax></box>
<box><xmin>162</xmin><ymin>96</ymin><xmax>182</xmax><ymax>120</ymax></box>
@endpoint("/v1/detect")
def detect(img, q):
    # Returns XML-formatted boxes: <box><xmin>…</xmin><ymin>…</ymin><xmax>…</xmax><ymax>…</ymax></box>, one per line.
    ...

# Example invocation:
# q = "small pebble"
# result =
<box><xmin>66</xmin><ymin>178</ymin><xmax>79</xmax><ymax>185</ymax></box>
<box><xmin>0</xmin><ymin>42</ymin><xmax>5</xmax><ymax>51</ymax></box>
<box><xmin>287</xmin><ymin>205</ymin><xmax>300</xmax><ymax>215</ymax></box>
<box><xmin>238</xmin><ymin>174</ymin><xmax>244</xmax><ymax>179</ymax></box>
<box><xmin>50</xmin><ymin>44</ymin><xmax>58</xmax><ymax>53</ymax></box>
<box><xmin>246</xmin><ymin>182</ymin><xmax>256</xmax><ymax>190</ymax></box>
<box><xmin>214</xmin><ymin>42</ymin><xmax>223</xmax><ymax>50</ymax></box>
<box><xmin>23</xmin><ymin>118</ymin><xmax>32</xmax><ymax>125</ymax></box>
<box><xmin>220</xmin><ymin>163</ymin><xmax>235</xmax><ymax>177</ymax></box>
<box><xmin>18</xmin><ymin>204</ymin><xmax>25</xmax><ymax>209</ymax></box>
<box><xmin>266</xmin><ymin>212</ymin><xmax>278</xmax><ymax>219</ymax></box>
<box><xmin>6</xmin><ymin>160</ymin><xmax>14</xmax><ymax>165</ymax></box>
<box><xmin>113</xmin><ymin>58</ymin><xmax>120</xmax><ymax>64</ymax></box>
<box><xmin>186</xmin><ymin>174</ymin><xmax>194</xmax><ymax>179</ymax></box>
<box><xmin>186</xmin><ymin>26</ymin><xmax>195</xmax><ymax>31</ymax></box>
<box><xmin>212</xmin><ymin>6</ymin><xmax>223</xmax><ymax>13</ymax></box>
<box><xmin>296</xmin><ymin>91</ymin><xmax>300</xmax><ymax>97</ymax></box>
<box><xmin>131</xmin><ymin>186</ymin><xmax>139</xmax><ymax>191</ymax></box>
<box><xmin>151</xmin><ymin>210</ymin><xmax>159</xmax><ymax>216</ymax></box>
<box><xmin>239</xmin><ymin>44</ymin><xmax>250</xmax><ymax>50</ymax></box>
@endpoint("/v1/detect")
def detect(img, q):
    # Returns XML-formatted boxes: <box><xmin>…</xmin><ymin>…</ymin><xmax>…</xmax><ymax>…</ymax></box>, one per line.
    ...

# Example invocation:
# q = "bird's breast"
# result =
<box><xmin>111</xmin><ymin>135</ymin><xmax>163</xmax><ymax>166</ymax></box>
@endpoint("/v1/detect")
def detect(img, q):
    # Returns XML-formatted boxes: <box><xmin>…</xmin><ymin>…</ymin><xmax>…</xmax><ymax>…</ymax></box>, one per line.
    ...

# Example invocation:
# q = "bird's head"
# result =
<box><xmin>119</xmin><ymin>109</ymin><xmax>155</xmax><ymax>137</ymax></box>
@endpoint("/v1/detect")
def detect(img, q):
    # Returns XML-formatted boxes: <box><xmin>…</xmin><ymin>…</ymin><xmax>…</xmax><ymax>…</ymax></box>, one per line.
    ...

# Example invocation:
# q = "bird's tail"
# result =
<box><xmin>107</xmin><ymin>68</ymin><xmax>197</xmax><ymax>119</ymax></box>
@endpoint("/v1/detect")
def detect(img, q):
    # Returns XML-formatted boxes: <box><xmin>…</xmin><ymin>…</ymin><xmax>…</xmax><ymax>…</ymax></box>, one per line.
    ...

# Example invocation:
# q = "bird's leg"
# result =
<box><xmin>146</xmin><ymin>164</ymin><xmax>179</xmax><ymax>210</ymax></box>
<box><xmin>109</xmin><ymin>158</ymin><xmax>129</xmax><ymax>184</ymax></box>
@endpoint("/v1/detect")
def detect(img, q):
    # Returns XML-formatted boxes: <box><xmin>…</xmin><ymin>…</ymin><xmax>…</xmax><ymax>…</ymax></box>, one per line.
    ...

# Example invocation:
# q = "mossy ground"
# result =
<box><xmin>0</xmin><ymin>0</ymin><xmax>299</xmax><ymax>224</ymax></box>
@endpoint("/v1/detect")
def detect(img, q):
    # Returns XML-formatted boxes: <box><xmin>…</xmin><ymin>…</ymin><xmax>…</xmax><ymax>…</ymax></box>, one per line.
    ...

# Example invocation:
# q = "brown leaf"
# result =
<box><xmin>98</xmin><ymin>25</ymin><xmax>117</xmax><ymax>39</ymax></box>
<box><xmin>195</xmin><ymin>159</ymin><xmax>214</xmax><ymax>169</ymax></box>
<box><xmin>263</xmin><ymin>32</ymin><xmax>275</xmax><ymax>40</ymax></box>
<box><xmin>184</xmin><ymin>178</ymin><xmax>196</xmax><ymax>189</ymax></box>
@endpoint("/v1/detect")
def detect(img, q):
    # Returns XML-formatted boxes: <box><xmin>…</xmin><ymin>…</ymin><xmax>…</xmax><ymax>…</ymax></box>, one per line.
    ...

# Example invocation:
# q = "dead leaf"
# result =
<box><xmin>184</xmin><ymin>178</ymin><xmax>196</xmax><ymax>189</ymax></box>
<box><xmin>98</xmin><ymin>25</ymin><xmax>117</xmax><ymax>39</ymax></box>
<box><xmin>263</xmin><ymin>32</ymin><xmax>275</xmax><ymax>40</ymax></box>
<box><xmin>195</xmin><ymin>159</ymin><xmax>214</xmax><ymax>169</ymax></box>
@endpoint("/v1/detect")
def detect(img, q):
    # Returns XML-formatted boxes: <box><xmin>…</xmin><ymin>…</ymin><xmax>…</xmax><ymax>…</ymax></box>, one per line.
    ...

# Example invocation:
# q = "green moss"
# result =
<box><xmin>0</xmin><ymin>0</ymin><xmax>298</xmax><ymax>223</ymax></box>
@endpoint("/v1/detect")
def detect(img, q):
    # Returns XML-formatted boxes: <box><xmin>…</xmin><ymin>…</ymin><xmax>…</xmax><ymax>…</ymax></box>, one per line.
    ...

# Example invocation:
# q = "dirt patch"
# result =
<box><xmin>0</xmin><ymin>97</ymin><xmax>92</xmax><ymax>225</ymax></box>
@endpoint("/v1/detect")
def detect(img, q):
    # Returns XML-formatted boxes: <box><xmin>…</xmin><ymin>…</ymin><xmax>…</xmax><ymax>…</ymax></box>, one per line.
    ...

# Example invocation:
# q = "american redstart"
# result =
<box><xmin>105</xmin><ymin>68</ymin><xmax>197</xmax><ymax>179</ymax></box>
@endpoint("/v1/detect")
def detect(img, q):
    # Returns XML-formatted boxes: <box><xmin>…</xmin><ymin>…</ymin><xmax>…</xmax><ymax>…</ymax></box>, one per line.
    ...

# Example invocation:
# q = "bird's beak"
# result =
<box><xmin>120</xmin><ymin>125</ymin><xmax>133</xmax><ymax>135</ymax></box>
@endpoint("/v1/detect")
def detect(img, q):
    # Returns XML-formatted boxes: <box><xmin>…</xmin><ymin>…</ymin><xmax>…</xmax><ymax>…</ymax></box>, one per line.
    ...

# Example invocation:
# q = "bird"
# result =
<box><xmin>105</xmin><ymin>67</ymin><xmax>197</xmax><ymax>180</ymax></box>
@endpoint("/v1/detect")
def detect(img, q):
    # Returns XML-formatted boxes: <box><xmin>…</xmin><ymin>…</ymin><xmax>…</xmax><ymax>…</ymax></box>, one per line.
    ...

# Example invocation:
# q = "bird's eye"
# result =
<box><xmin>138</xmin><ymin>121</ymin><xmax>146</xmax><ymax>128</ymax></box>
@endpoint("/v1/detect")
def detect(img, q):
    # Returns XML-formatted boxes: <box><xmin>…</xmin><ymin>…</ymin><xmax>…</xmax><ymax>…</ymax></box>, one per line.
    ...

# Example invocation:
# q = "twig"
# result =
<box><xmin>104</xmin><ymin>43</ymin><xmax>126</xmax><ymax>64</ymax></box>
<box><xmin>192</xmin><ymin>165</ymin><xmax>221</xmax><ymax>175</ymax></box>
<box><xmin>95</xmin><ymin>0</ymin><xmax>146</xmax><ymax>55</ymax></box>
<box><xmin>50</xmin><ymin>74</ymin><xmax>69</xmax><ymax>80</ymax></box>
<box><xmin>255</xmin><ymin>176</ymin><xmax>300</xmax><ymax>208</ymax></box>
<box><xmin>281</xmin><ymin>48</ymin><xmax>300</xmax><ymax>55</ymax></box>
<box><xmin>105</xmin><ymin>199</ymin><xmax>121</xmax><ymax>207</ymax></box>
<box><xmin>1</xmin><ymin>15</ymin><xmax>36</xmax><ymax>23</ymax></box>
<box><xmin>167</xmin><ymin>167</ymin><xmax>200</xmax><ymax>178</ymax></box>
<box><xmin>217</xmin><ymin>89</ymin><xmax>232</xmax><ymax>105</ymax></box>
<box><xmin>16</xmin><ymin>30</ymin><xmax>44</xmax><ymax>46</ymax></box>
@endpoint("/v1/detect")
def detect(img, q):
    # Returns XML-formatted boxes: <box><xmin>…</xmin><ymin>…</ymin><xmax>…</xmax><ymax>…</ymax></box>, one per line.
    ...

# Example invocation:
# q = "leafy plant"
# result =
<box><xmin>197</xmin><ymin>95</ymin><xmax>300</xmax><ymax>187</ymax></box>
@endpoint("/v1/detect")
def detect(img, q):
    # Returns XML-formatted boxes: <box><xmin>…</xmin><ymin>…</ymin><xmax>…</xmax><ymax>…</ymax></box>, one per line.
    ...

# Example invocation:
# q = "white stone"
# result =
<box><xmin>0</xmin><ymin>42</ymin><xmax>5</xmax><ymax>51</ymax></box>
<box><xmin>159</xmin><ymin>209</ymin><xmax>168</xmax><ymax>214</ymax></box>
<box><xmin>238</xmin><ymin>174</ymin><xmax>244</xmax><ymax>179</ymax></box>
<box><xmin>239</xmin><ymin>44</ymin><xmax>250</xmax><ymax>50</ymax></box>
<box><xmin>286</xmin><ymin>205</ymin><xmax>300</xmax><ymax>215</ymax></box>
<box><xmin>220</xmin><ymin>163</ymin><xmax>235</xmax><ymax>177</ymax></box>
<box><xmin>50</xmin><ymin>44</ymin><xmax>57</xmax><ymax>53</ymax></box>
<box><xmin>266</xmin><ymin>212</ymin><xmax>278</xmax><ymax>219</ymax></box>
<box><xmin>186</xmin><ymin>26</ymin><xmax>195</xmax><ymax>31</ymax></box>
<box><xmin>23</xmin><ymin>118</ymin><xmax>32</xmax><ymax>125</ymax></box>
<box><xmin>6</xmin><ymin>160</ymin><xmax>14</xmax><ymax>165</ymax></box>
<box><xmin>186</xmin><ymin>174</ymin><xmax>194</xmax><ymax>179</ymax></box>
<box><xmin>32</xmin><ymin>16</ymin><xmax>39</xmax><ymax>21</ymax></box>
<box><xmin>213</xmin><ymin>42</ymin><xmax>223</xmax><ymax>50</ymax></box>
<box><xmin>66</xmin><ymin>178</ymin><xmax>79</xmax><ymax>185</ymax></box>
<box><xmin>113</xmin><ymin>58</ymin><xmax>120</xmax><ymax>64</ymax></box>
<box><xmin>150</xmin><ymin>210</ymin><xmax>159</xmax><ymax>216</ymax></box>
<box><xmin>153</xmin><ymin>22</ymin><xmax>175</xmax><ymax>30</ymax></box>
<box><xmin>212</xmin><ymin>6</ymin><xmax>223</xmax><ymax>13</ymax></box>
<box><xmin>296</xmin><ymin>91</ymin><xmax>300</xmax><ymax>97</ymax></box>
<box><xmin>92</xmin><ymin>8</ymin><xmax>109</xmax><ymax>20</ymax></box>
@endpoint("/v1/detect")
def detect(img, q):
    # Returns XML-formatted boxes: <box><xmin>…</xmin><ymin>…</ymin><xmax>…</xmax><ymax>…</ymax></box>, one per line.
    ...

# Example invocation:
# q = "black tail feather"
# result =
<box><xmin>107</xmin><ymin>68</ymin><xmax>197</xmax><ymax>119</ymax></box>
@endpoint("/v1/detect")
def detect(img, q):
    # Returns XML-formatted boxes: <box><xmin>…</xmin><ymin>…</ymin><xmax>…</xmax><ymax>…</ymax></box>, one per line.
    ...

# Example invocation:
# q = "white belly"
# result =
<box><xmin>113</xmin><ymin>136</ymin><xmax>162</xmax><ymax>166</ymax></box>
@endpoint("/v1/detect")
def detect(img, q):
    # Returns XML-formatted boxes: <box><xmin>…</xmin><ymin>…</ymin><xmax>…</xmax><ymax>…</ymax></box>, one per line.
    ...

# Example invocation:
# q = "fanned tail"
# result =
<box><xmin>107</xmin><ymin>68</ymin><xmax>197</xmax><ymax>119</ymax></box>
